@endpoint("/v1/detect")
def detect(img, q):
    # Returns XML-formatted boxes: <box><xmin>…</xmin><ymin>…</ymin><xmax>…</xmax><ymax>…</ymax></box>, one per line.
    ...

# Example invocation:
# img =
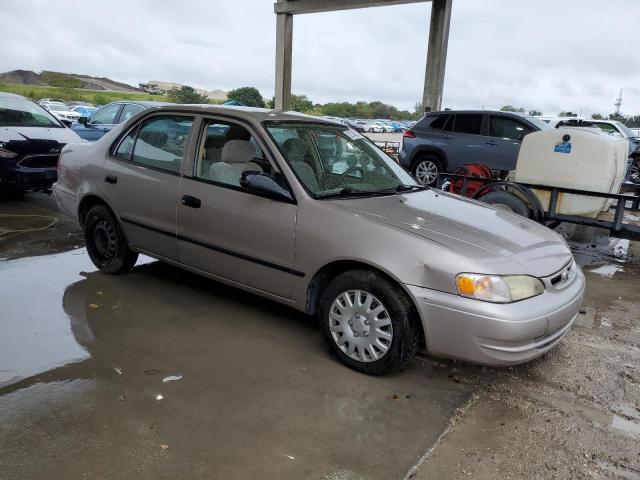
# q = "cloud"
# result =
<box><xmin>0</xmin><ymin>0</ymin><xmax>638</xmax><ymax>115</ymax></box>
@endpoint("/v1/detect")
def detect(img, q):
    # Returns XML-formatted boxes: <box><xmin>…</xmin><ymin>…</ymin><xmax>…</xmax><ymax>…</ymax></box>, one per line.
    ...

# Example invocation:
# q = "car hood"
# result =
<box><xmin>0</xmin><ymin>126</ymin><xmax>82</xmax><ymax>154</ymax></box>
<box><xmin>329</xmin><ymin>189</ymin><xmax>572</xmax><ymax>278</ymax></box>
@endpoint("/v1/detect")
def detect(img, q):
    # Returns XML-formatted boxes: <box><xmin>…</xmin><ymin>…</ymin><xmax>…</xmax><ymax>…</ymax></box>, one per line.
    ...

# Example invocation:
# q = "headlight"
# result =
<box><xmin>456</xmin><ymin>273</ymin><xmax>544</xmax><ymax>303</ymax></box>
<box><xmin>0</xmin><ymin>145</ymin><xmax>17</xmax><ymax>159</ymax></box>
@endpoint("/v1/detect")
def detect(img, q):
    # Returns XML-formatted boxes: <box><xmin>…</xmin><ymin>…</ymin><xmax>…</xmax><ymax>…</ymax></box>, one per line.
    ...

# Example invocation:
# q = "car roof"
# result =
<box><xmin>426</xmin><ymin>109</ymin><xmax>529</xmax><ymax>117</ymax></box>
<box><xmin>142</xmin><ymin>104</ymin><xmax>346</xmax><ymax>125</ymax></box>
<box><xmin>0</xmin><ymin>92</ymin><xmax>27</xmax><ymax>100</ymax></box>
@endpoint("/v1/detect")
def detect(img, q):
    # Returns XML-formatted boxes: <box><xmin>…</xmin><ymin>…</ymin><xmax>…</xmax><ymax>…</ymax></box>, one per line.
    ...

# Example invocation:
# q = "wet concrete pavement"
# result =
<box><xmin>1</xmin><ymin>194</ymin><xmax>639</xmax><ymax>479</ymax></box>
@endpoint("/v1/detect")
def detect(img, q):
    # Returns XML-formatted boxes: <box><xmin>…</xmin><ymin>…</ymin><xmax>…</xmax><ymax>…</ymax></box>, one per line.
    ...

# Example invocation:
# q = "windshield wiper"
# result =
<box><xmin>316</xmin><ymin>187</ymin><xmax>396</xmax><ymax>199</ymax></box>
<box><xmin>392</xmin><ymin>184</ymin><xmax>428</xmax><ymax>192</ymax></box>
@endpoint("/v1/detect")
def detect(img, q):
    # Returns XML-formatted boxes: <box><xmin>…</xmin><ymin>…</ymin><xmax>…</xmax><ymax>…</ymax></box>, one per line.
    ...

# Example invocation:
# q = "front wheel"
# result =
<box><xmin>319</xmin><ymin>270</ymin><xmax>420</xmax><ymax>375</ymax></box>
<box><xmin>84</xmin><ymin>204</ymin><xmax>138</xmax><ymax>274</ymax></box>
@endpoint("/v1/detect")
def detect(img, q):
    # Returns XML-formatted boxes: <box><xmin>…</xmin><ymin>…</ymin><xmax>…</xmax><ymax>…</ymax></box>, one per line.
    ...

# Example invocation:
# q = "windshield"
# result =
<box><xmin>614</xmin><ymin>121</ymin><xmax>636</xmax><ymax>138</ymax></box>
<box><xmin>0</xmin><ymin>98</ymin><xmax>61</xmax><ymax>127</ymax></box>
<box><xmin>47</xmin><ymin>102</ymin><xmax>70</xmax><ymax>112</ymax></box>
<box><xmin>265</xmin><ymin>122</ymin><xmax>419</xmax><ymax>198</ymax></box>
<box><xmin>524</xmin><ymin>116</ymin><xmax>552</xmax><ymax>130</ymax></box>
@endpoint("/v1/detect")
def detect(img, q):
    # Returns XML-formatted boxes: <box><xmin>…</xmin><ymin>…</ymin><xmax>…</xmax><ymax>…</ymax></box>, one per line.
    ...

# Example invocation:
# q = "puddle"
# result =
<box><xmin>589</xmin><ymin>264</ymin><xmax>624</xmax><ymax>278</ymax></box>
<box><xmin>612</xmin><ymin>401</ymin><xmax>640</xmax><ymax>422</ymax></box>
<box><xmin>597</xmin><ymin>460</ymin><xmax>640</xmax><ymax>480</ymax></box>
<box><xmin>0</xmin><ymin>249</ymin><xmax>153</xmax><ymax>390</ymax></box>
<box><xmin>528</xmin><ymin>391</ymin><xmax>640</xmax><ymax>440</ymax></box>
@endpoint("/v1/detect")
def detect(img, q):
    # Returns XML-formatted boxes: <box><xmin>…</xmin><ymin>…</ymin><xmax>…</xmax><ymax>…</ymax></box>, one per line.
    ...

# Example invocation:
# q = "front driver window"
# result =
<box><xmin>489</xmin><ymin>117</ymin><xmax>531</xmax><ymax>141</ymax></box>
<box><xmin>90</xmin><ymin>104</ymin><xmax>121</xmax><ymax>125</ymax></box>
<box><xmin>194</xmin><ymin>120</ymin><xmax>271</xmax><ymax>188</ymax></box>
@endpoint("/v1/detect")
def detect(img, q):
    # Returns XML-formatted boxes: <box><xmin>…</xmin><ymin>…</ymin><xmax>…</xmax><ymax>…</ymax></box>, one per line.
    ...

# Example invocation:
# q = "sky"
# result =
<box><xmin>1</xmin><ymin>0</ymin><xmax>638</xmax><ymax>116</ymax></box>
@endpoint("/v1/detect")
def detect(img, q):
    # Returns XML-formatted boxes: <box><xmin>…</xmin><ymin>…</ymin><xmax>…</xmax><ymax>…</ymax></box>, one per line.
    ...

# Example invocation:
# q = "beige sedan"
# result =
<box><xmin>54</xmin><ymin>106</ymin><xmax>585</xmax><ymax>375</ymax></box>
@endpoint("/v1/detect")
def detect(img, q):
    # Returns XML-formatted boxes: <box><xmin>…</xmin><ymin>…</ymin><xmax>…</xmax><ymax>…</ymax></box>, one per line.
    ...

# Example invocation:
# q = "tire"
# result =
<box><xmin>318</xmin><ymin>269</ymin><xmax>420</xmax><ymax>375</ymax></box>
<box><xmin>479</xmin><ymin>191</ymin><xmax>531</xmax><ymax>218</ymax></box>
<box><xmin>629</xmin><ymin>158</ymin><xmax>640</xmax><ymax>185</ymax></box>
<box><xmin>84</xmin><ymin>204</ymin><xmax>138</xmax><ymax>274</ymax></box>
<box><xmin>412</xmin><ymin>155</ymin><xmax>443</xmax><ymax>186</ymax></box>
<box><xmin>368</xmin><ymin>128</ymin><xmax>374</xmax><ymax>133</ymax></box>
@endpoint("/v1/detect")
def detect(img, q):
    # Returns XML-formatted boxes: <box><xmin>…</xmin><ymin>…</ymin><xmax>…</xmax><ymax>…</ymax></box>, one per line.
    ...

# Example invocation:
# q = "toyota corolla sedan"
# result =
<box><xmin>53</xmin><ymin>105</ymin><xmax>585</xmax><ymax>375</ymax></box>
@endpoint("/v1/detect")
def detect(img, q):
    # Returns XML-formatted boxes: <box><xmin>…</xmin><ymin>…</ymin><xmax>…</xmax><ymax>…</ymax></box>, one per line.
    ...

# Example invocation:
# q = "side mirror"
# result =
<box><xmin>240</xmin><ymin>172</ymin><xmax>293</xmax><ymax>202</ymax></box>
<box><xmin>78</xmin><ymin>116</ymin><xmax>88</xmax><ymax>125</ymax></box>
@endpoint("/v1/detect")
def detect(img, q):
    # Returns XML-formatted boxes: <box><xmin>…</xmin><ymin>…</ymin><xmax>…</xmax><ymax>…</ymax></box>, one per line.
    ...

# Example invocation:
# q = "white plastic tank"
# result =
<box><xmin>515</xmin><ymin>129</ymin><xmax>628</xmax><ymax>218</ymax></box>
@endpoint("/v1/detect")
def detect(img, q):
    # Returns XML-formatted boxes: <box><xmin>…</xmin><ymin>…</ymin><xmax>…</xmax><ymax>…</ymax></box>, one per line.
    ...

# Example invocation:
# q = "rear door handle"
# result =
<box><xmin>181</xmin><ymin>195</ymin><xmax>201</xmax><ymax>209</ymax></box>
<box><xmin>105</xmin><ymin>175</ymin><xmax>118</xmax><ymax>184</ymax></box>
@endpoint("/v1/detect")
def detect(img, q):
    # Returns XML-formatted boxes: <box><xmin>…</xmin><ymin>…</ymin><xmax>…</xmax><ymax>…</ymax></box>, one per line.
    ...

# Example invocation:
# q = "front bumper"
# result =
<box><xmin>404</xmin><ymin>263</ymin><xmax>585</xmax><ymax>366</ymax></box>
<box><xmin>0</xmin><ymin>165</ymin><xmax>57</xmax><ymax>190</ymax></box>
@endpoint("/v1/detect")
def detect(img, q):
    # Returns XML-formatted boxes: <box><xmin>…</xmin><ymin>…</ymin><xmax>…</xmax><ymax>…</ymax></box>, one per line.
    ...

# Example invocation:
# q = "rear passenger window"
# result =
<box><xmin>428</xmin><ymin>115</ymin><xmax>449</xmax><ymax>130</ymax></box>
<box><xmin>453</xmin><ymin>114</ymin><xmax>482</xmax><ymax>135</ymax></box>
<box><xmin>114</xmin><ymin>128</ymin><xmax>137</xmax><ymax>160</ymax></box>
<box><xmin>130</xmin><ymin>115</ymin><xmax>193</xmax><ymax>173</ymax></box>
<box><xmin>489</xmin><ymin>116</ymin><xmax>530</xmax><ymax>141</ymax></box>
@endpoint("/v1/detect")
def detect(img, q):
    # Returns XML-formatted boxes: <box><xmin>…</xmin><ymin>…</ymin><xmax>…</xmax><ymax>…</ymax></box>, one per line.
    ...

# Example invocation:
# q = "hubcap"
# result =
<box><xmin>329</xmin><ymin>290</ymin><xmax>393</xmax><ymax>363</ymax></box>
<box><xmin>415</xmin><ymin>160</ymin><xmax>438</xmax><ymax>185</ymax></box>
<box><xmin>630</xmin><ymin>161</ymin><xmax>640</xmax><ymax>184</ymax></box>
<box><xmin>92</xmin><ymin>219</ymin><xmax>118</xmax><ymax>261</ymax></box>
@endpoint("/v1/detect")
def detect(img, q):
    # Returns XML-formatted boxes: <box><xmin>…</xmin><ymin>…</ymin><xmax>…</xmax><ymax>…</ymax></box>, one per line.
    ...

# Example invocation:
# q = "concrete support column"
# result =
<box><xmin>274</xmin><ymin>13</ymin><xmax>293</xmax><ymax>111</ymax></box>
<box><xmin>422</xmin><ymin>0</ymin><xmax>452</xmax><ymax>112</ymax></box>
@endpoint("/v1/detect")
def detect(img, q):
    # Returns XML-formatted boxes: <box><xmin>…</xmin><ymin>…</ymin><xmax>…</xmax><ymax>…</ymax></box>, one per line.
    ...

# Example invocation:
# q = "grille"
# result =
<box><xmin>17</xmin><ymin>154</ymin><xmax>59</xmax><ymax>169</ymax></box>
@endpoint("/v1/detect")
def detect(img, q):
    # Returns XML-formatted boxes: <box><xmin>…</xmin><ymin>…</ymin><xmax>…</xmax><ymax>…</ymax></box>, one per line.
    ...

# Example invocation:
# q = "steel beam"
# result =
<box><xmin>422</xmin><ymin>0</ymin><xmax>452</xmax><ymax>112</ymax></box>
<box><xmin>274</xmin><ymin>13</ymin><xmax>293</xmax><ymax>110</ymax></box>
<box><xmin>275</xmin><ymin>0</ymin><xmax>430</xmax><ymax>15</ymax></box>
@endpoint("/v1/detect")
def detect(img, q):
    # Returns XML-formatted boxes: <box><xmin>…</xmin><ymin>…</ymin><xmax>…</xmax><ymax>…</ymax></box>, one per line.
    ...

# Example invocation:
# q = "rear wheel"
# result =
<box><xmin>479</xmin><ymin>191</ymin><xmax>531</xmax><ymax>218</ymax></box>
<box><xmin>318</xmin><ymin>270</ymin><xmax>419</xmax><ymax>375</ymax></box>
<box><xmin>412</xmin><ymin>155</ymin><xmax>442</xmax><ymax>186</ymax></box>
<box><xmin>84</xmin><ymin>204</ymin><xmax>138</xmax><ymax>274</ymax></box>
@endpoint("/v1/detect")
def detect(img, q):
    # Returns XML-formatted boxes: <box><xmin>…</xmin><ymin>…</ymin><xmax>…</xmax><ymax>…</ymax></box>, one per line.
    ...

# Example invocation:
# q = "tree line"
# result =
<box><xmin>168</xmin><ymin>85</ymin><xmax>421</xmax><ymax>120</ymax></box>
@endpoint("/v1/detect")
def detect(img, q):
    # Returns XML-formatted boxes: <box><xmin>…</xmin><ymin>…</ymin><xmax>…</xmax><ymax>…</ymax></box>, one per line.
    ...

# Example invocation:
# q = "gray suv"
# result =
<box><xmin>399</xmin><ymin>110</ymin><xmax>551</xmax><ymax>185</ymax></box>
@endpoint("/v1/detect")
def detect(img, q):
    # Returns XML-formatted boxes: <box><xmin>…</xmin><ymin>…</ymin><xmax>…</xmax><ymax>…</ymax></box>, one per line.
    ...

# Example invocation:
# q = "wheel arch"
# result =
<box><xmin>77</xmin><ymin>193</ymin><xmax>117</xmax><ymax>228</ymax></box>
<box><xmin>305</xmin><ymin>260</ymin><xmax>426</xmax><ymax>347</ymax></box>
<box><xmin>411</xmin><ymin>147</ymin><xmax>448</xmax><ymax>171</ymax></box>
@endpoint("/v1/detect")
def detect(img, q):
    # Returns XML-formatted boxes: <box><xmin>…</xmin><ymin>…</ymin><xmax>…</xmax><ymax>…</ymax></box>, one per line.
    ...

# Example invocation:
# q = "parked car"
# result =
<box><xmin>70</xmin><ymin>101</ymin><xmax>167</xmax><ymax>141</ymax></box>
<box><xmin>0</xmin><ymin>92</ymin><xmax>81</xmax><ymax>195</ymax></box>
<box><xmin>38</xmin><ymin>101</ymin><xmax>82</xmax><ymax>123</ymax></box>
<box><xmin>54</xmin><ymin>105</ymin><xmax>584</xmax><ymax>374</ymax></box>
<box><xmin>355</xmin><ymin>121</ymin><xmax>383</xmax><ymax>133</ymax></box>
<box><xmin>400</xmin><ymin>110</ymin><xmax>551</xmax><ymax>185</ymax></box>
<box><xmin>70</xmin><ymin>105</ymin><xmax>99</xmax><ymax>117</ymax></box>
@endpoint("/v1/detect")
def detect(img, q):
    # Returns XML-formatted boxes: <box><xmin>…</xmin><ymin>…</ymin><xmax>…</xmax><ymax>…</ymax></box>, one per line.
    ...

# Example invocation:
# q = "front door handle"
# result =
<box><xmin>105</xmin><ymin>174</ymin><xmax>118</xmax><ymax>184</ymax></box>
<box><xmin>181</xmin><ymin>195</ymin><xmax>201</xmax><ymax>209</ymax></box>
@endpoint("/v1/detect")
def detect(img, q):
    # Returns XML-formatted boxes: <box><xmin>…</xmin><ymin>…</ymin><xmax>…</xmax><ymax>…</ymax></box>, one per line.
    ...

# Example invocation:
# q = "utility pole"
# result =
<box><xmin>614</xmin><ymin>88</ymin><xmax>623</xmax><ymax>115</ymax></box>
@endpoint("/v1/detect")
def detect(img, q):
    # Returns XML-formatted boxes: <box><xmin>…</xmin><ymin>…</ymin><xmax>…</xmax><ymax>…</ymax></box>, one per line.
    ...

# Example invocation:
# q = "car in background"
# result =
<box><xmin>0</xmin><ymin>92</ymin><xmax>81</xmax><ymax>195</ymax></box>
<box><xmin>71</xmin><ymin>100</ymin><xmax>168</xmax><ymax>141</ymax></box>
<box><xmin>399</xmin><ymin>110</ymin><xmax>550</xmax><ymax>185</ymax></box>
<box><xmin>38</xmin><ymin>101</ymin><xmax>82</xmax><ymax>124</ymax></box>
<box><xmin>355</xmin><ymin>121</ymin><xmax>383</xmax><ymax>133</ymax></box>
<box><xmin>70</xmin><ymin>105</ymin><xmax>99</xmax><ymax>117</ymax></box>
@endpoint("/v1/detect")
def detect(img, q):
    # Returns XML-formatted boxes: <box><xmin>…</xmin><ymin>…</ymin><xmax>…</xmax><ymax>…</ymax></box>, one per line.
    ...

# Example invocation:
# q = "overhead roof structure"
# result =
<box><xmin>273</xmin><ymin>0</ymin><xmax>452</xmax><ymax>112</ymax></box>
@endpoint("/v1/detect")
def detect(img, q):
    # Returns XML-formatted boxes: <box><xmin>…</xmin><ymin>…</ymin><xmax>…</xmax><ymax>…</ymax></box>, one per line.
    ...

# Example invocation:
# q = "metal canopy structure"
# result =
<box><xmin>273</xmin><ymin>0</ymin><xmax>452</xmax><ymax>112</ymax></box>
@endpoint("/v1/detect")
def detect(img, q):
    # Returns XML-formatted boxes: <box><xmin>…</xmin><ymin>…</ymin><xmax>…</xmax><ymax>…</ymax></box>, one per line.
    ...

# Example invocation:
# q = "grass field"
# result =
<box><xmin>0</xmin><ymin>83</ymin><xmax>170</xmax><ymax>104</ymax></box>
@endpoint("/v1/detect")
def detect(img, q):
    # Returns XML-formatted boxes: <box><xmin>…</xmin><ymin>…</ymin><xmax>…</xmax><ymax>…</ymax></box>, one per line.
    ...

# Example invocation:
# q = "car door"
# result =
<box><xmin>177</xmin><ymin>117</ymin><xmax>297</xmax><ymax>300</ymax></box>
<box><xmin>78</xmin><ymin>103</ymin><xmax>123</xmax><ymax>141</ymax></box>
<box><xmin>444</xmin><ymin>113</ymin><xmax>486</xmax><ymax>169</ymax></box>
<box><xmin>102</xmin><ymin>113</ymin><xmax>196</xmax><ymax>261</ymax></box>
<box><xmin>484</xmin><ymin>115</ymin><xmax>533</xmax><ymax>171</ymax></box>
